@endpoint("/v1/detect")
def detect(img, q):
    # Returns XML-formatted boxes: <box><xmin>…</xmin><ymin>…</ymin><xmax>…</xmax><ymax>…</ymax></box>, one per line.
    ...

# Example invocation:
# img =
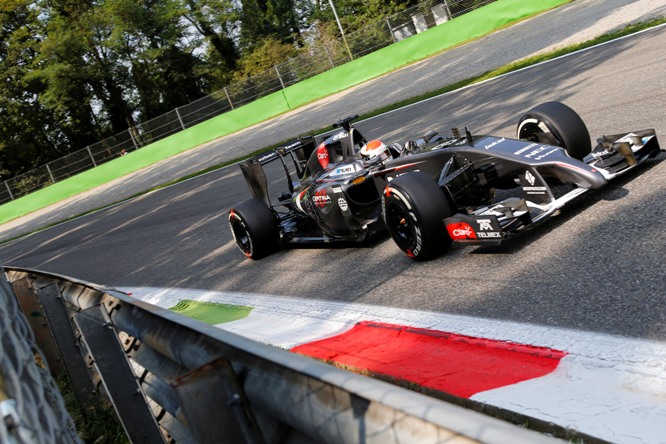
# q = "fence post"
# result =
<box><xmin>128</xmin><ymin>127</ymin><xmax>140</xmax><ymax>150</ymax></box>
<box><xmin>224</xmin><ymin>87</ymin><xmax>234</xmax><ymax>110</ymax></box>
<box><xmin>4</xmin><ymin>181</ymin><xmax>13</xmax><ymax>200</ymax></box>
<box><xmin>322</xmin><ymin>44</ymin><xmax>336</xmax><ymax>68</ymax></box>
<box><xmin>86</xmin><ymin>147</ymin><xmax>97</xmax><ymax>167</ymax></box>
<box><xmin>45</xmin><ymin>164</ymin><xmax>56</xmax><ymax>183</ymax></box>
<box><xmin>175</xmin><ymin>107</ymin><xmax>186</xmax><ymax>130</ymax></box>
<box><xmin>443</xmin><ymin>0</ymin><xmax>452</xmax><ymax>20</ymax></box>
<box><xmin>275</xmin><ymin>66</ymin><xmax>286</xmax><ymax>89</ymax></box>
<box><xmin>386</xmin><ymin>18</ymin><xmax>397</xmax><ymax>43</ymax></box>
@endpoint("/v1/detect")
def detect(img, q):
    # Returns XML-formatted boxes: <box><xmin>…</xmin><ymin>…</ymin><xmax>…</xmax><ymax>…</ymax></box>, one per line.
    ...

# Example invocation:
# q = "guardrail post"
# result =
<box><xmin>11</xmin><ymin>278</ymin><xmax>64</xmax><ymax>374</ymax></box>
<box><xmin>172</xmin><ymin>358</ymin><xmax>265</xmax><ymax>444</ymax></box>
<box><xmin>32</xmin><ymin>283</ymin><xmax>98</xmax><ymax>408</ymax></box>
<box><xmin>74</xmin><ymin>303</ymin><xmax>166</xmax><ymax>444</ymax></box>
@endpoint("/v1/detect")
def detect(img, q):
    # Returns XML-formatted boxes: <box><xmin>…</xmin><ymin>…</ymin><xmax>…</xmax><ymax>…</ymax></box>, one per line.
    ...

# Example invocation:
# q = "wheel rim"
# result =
<box><xmin>518</xmin><ymin>118</ymin><xmax>561</xmax><ymax>146</ymax></box>
<box><xmin>230</xmin><ymin>218</ymin><xmax>253</xmax><ymax>256</ymax></box>
<box><xmin>385</xmin><ymin>200</ymin><xmax>415</xmax><ymax>246</ymax></box>
<box><xmin>518</xmin><ymin>121</ymin><xmax>544</xmax><ymax>142</ymax></box>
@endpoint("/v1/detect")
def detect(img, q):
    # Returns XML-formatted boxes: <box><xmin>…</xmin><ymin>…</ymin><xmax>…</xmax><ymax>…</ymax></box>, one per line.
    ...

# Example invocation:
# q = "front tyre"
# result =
<box><xmin>383</xmin><ymin>172</ymin><xmax>455</xmax><ymax>261</ymax></box>
<box><xmin>517</xmin><ymin>101</ymin><xmax>591</xmax><ymax>160</ymax></box>
<box><xmin>228</xmin><ymin>199</ymin><xmax>279</xmax><ymax>259</ymax></box>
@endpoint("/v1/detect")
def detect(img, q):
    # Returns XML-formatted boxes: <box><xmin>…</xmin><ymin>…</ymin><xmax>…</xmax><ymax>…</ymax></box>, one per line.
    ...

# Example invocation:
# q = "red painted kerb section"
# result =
<box><xmin>291</xmin><ymin>321</ymin><xmax>567</xmax><ymax>398</ymax></box>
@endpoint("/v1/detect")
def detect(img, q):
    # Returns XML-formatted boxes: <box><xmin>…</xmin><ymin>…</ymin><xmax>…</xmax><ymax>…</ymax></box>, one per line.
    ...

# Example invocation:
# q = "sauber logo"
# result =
<box><xmin>483</xmin><ymin>137</ymin><xmax>506</xmax><ymax>150</ymax></box>
<box><xmin>447</xmin><ymin>222</ymin><xmax>477</xmax><ymax>240</ymax></box>
<box><xmin>525</xmin><ymin>170</ymin><xmax>536</xmax><ymax>186</ymax></box>
<box><xmin>312</xmin><ymin>189</ymin><xmax>331</xmax><ymax>207</ymax></box>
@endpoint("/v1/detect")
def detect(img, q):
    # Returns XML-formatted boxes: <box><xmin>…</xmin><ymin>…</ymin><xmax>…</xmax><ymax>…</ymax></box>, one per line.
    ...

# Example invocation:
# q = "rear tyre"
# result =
<box><xmin>383</xmin><ymin>172</ymin><xmax>455</xmax><ymax>261</ymax></box>
<box><xmin>228</xmin><ymin>199</ymin><xmax>279</xmax><ymax>259</ymax></box>
<box><xmin>517</xmin><ymin>101</ymin><xmax>591</xmax><ymax>160</ymax></box>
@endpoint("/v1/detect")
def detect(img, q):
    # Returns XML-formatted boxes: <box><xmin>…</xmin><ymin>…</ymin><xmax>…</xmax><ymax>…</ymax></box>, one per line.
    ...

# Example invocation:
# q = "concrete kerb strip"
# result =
<box><xmin>124</xmin><ymin>286</ymin><xmax>666</xmax><ymax>444</ymax></box>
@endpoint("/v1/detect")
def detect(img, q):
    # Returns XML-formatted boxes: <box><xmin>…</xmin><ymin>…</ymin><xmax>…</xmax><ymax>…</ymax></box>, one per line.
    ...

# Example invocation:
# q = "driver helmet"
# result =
<box><xmin>360</xmin><ymin>139</ymin><xmax>391</xmax><ymax>162</ymax></box>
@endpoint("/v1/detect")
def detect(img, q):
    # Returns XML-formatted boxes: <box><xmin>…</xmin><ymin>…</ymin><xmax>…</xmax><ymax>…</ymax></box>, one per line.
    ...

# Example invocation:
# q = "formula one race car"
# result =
<box><xmin>228</xmin><ymin>102</ymin><xmax>661</xmax><ymax>260</ymax></box>
<box><xmin>380</xmin><ymin>101</ymin><xmax>662</xmax><ymax>260</ymax></box>
<box><xmin>228</xmin><ymin>116</ymin><xmax>400</xmax><ymax>259</ymax></box>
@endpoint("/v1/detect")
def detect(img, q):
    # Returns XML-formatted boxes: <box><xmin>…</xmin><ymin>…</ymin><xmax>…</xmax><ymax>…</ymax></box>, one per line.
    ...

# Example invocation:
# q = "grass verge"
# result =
<box><xmin>57</xmin><ymin>374</ymin><xmax>128</xmax><ymax>443</ymax></box>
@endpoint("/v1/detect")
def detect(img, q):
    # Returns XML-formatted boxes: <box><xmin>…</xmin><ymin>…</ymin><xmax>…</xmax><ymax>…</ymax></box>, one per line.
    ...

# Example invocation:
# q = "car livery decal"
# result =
<box><xmin>483</xmin><ymin>137</ymin><xmax>506</xmax><ymax>150</ymax></box>
<box><xmin>445</xmin><ymin>215</ymin><xmax>503</xmax><ymax>241</ymax></box>
<box><xmin>373</xmin><ymin>161</ymin><xmax>426</xmax><ymax>177</ymax></box>
<box><xmin>317</xmin><ymin>143</ymin><xmax>330</xmax><ymax>168</ymax></box>
<box><xmin>330</xmin><ymin>165</ymin><xmax>355</xmax><ymax>177</ymax></box>
<box><xmin>447</xmin><ymin>221</ymin><xmax>477</xmax><ymax>240</ymax></box>
<box><xmin>312</xmin><ymin>189</ymin><xmax>331</xmax><ymax>208</ymax></box>
<box><xmin>556</xmin><ymin>161</ymin><xmax>598</xmax><ymax>174</ymax></box>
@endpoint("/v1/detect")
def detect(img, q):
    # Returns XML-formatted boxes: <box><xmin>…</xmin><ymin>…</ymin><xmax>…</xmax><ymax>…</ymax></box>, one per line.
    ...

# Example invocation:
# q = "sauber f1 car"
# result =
<box><xmin>228</xmin><ymin>102</ymin><xmax>661</xmax><ymax>260</ymax></box>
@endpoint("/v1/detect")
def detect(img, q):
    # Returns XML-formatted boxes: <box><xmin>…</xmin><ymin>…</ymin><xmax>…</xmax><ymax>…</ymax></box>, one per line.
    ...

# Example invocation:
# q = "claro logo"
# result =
<box><xmin>446</xmin><ymin>222</ymin><xmax>477</xmax><ymax>240</ymax></box>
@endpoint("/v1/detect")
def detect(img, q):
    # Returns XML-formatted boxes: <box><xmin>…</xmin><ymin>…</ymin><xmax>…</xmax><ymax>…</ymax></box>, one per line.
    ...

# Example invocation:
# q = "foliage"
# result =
<box><xmin>57</xmin><ymin>374</ymin><xmax>128</xmax><ymax>443</ymax></box>
<box><xmin>232</xmin><ymin>37</ymin><xmax>300</xmax><ymax>81</ymax></box>
<box><xmin>0</xmin><ymin>0</ymin><xmax>427</xmax><ymax>180</ymax></box>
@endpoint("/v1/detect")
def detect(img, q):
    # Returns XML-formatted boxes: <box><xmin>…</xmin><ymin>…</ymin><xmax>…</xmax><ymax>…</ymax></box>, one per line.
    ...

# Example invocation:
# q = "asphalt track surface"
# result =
<box><xmin>3</xmin><ymin>0</ymin><xmax>666</xmax><ymax>240</ymax></box>
<box><xmin>2</xmin><ymin>20</ymin><xmax>666</xmax><ymax>347</ymax></box>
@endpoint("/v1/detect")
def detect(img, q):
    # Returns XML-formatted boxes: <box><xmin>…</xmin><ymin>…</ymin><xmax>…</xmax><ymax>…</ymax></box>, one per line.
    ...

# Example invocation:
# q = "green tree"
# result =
<box><xmin>103</xmin><ymin>0</ymin><xmax>208</xmax><ymax>120</ymax></box>
<box><xmin>29</xmin><ymin>2</ymin><xmax>109</xmax><ymax>147</ymax></box>
<box><xmin>239</xmin><ymin>0</ymin><xmax>302</xmax><ymax>51</ymax></box>
<box><xmin>232</xmin><ymin>36</ymin><xmax>299</xmax><ymax>81</ymax></box>
<box><xmin>179</xmin><ymin>0</ymin><xmax>239</xmax><ymax>88</ymax></box>
<box><xmin>0</xmin><ymin>0</ymin><xmax>65</xmax><ymax>177</ymax></box>
<box><xmin>0</xmin><ymin>0</ymin><xmax>426</xmax><ymax>180</ymax></box>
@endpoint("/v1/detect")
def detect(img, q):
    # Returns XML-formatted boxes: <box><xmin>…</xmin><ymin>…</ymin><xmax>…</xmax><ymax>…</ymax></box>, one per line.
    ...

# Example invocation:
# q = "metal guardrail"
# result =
<box><xmin>0</xmin><ymin>0</ymin><xmax>496</xmax><ymax>204</ymax></box>
<box><xmin>2</xmin><ymin>266</ymin><xmax>562</xmax><ymax>443</ymax></box>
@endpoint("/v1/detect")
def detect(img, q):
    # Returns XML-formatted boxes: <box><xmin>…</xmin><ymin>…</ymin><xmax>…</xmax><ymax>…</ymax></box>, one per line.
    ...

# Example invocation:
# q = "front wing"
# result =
<box><xmin>443</xmin><ymin>129</ymin><xmax>662</xmax><ymax>245</ymax></box>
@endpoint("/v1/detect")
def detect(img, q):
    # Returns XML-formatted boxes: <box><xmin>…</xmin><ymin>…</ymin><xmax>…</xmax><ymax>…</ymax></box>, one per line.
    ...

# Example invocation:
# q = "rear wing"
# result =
<box><xmin>239</xmin><ymin>135</ymin><xmax>316</xmax><ymax>206</ymax></box>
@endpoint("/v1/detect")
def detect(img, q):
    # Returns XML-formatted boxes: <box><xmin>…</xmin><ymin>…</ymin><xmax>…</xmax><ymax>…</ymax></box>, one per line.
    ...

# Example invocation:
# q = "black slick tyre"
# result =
<box><xmin>517</xmin><ymin>101</ymin><xmax>591</xmax><ymax>160</ymax></box>
<box><xmin>383</xmin><ymin>172</ymin><xmax>454</xmax><ymax>261</ymax></box>
<box><xmin>228</xmin><ymin>199</ymin><xmax>279</xmax><ymax>259</ymax></box>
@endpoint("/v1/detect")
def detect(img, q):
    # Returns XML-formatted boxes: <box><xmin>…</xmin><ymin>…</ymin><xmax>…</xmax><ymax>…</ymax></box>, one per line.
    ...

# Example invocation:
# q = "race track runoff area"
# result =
<box><xmin>123</xmin><ymin>286</ymin><xmax>666</xmax><ymax>444</ymax></box>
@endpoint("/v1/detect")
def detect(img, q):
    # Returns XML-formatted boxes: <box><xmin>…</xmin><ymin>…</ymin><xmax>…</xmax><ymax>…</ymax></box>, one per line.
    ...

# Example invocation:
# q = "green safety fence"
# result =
<box><xmin>0</xmin><ymin>0</ymin><xmax>569</xmax><ymax>227</ymax></box>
